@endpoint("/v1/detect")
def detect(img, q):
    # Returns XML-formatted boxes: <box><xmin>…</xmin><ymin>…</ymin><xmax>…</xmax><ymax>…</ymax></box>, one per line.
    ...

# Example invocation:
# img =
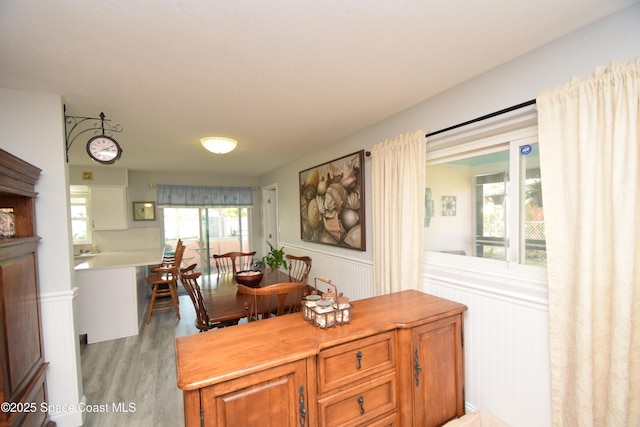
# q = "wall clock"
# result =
<box><xmin>64</xmin><ymin>109</ymin><xmax>124</xmax><ymax>163</ymax></box>
<box><xmin>86</xmin><ymin>135</ymin><xmax>123</xmax><ymax>165</ymax></box>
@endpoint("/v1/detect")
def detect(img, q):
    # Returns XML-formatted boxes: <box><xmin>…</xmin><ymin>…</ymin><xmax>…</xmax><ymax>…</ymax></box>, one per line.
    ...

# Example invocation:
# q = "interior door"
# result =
<box><xmin>262</xmin><ymin>186</ymin><xmax>278</xmax><ymax>254</ymax></box>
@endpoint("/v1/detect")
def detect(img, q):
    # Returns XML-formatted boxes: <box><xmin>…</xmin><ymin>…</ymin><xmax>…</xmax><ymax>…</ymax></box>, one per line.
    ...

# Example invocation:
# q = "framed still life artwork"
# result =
<box><xmin>299</xmin><ymin>150</ymin><xmax>365</xmax><ymax>251</ymax></box>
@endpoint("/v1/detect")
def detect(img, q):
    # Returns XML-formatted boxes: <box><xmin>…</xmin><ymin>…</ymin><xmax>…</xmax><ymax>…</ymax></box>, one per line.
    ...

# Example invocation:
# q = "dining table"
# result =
<box><xmin>199</xmin><ymin>268</ymin><xmax>313</xmax><ymax>324</ymax></box>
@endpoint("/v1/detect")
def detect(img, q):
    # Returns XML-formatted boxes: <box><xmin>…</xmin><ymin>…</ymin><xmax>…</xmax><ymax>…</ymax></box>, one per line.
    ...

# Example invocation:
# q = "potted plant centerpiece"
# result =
<box><xmin>262</xmin><ymin>242</ymin><xmax>286</xmax><ymax>271</ymax></box>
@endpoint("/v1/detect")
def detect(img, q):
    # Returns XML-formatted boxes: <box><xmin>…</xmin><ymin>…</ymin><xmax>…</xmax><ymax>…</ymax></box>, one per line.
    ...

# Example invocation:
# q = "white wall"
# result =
<box><xmin>259</xmin><ymin>4</ymin><xmax>640</xmax><ymax>426</ymax></box>
<box><xmin>0</xmin><ymin>88</ymin><xmax>84</xmax><ymax>426</ymax></box>
<box><xmin>424</xmin><ymin>164</ymin><xmax>473</xmax><ymax>255</ymax></box>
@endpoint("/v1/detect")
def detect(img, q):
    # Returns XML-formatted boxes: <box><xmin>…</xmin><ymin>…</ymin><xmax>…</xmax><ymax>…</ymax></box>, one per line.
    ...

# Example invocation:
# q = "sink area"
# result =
<box><xmin>73</xmin><ymin>254</ymin><xmax>96</xmax><ymax>267</ymax></box>
<box><xmin>74</xmin><ymin>253</ymin><xmax>97</xmax><ymax>258</ymax></box>
<box><xmin>74</xmin><ymin>252</ymin><xmax>98</xmax><ymax>267</ymax></box>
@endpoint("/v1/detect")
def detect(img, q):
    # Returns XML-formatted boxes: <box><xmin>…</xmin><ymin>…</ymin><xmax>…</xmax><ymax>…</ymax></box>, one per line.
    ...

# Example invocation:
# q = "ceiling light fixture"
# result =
<box><xmin>200</xmin><ymin>137</ymin><xmax>237</xmax><ymax>154</ymax></box>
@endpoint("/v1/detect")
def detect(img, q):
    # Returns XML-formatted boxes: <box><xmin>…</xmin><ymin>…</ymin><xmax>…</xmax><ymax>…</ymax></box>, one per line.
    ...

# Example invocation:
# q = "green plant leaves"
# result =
<box><xmin>263</xmin><ymin>242</ymin><xmax>286</xmax><ymax>270</ymax></box>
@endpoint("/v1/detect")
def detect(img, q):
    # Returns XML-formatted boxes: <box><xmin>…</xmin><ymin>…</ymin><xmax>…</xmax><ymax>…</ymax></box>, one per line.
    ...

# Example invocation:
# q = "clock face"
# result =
<box><xmin>86</xmin><ymin>135</ymin><xmax>122</xmax><ymax>164</ymax></box>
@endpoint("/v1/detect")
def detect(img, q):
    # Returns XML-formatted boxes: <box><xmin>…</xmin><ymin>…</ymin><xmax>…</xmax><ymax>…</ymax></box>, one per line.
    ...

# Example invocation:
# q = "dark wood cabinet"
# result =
<box><xmin>0</xmin><ymin>149</ymin><xmax>51</xmax><ymax>427</ymax></box>
<box><xmin>176</xmin><ymin>289</ymin><xmax>467</xmax><ymax>427</ymax></box>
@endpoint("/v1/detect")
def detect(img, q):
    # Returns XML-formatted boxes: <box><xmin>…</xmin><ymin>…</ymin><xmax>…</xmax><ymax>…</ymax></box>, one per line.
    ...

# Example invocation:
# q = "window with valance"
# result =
<box><xmin>156</xmin><ymin>185</ymin><xmax>253</xmax><ymax>207</ymax></box>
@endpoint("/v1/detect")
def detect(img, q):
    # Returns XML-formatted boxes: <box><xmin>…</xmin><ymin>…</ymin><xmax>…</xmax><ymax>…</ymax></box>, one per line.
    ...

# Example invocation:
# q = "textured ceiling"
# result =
<box><xmin>0</xmin><ymin>0</ymin><xmax>637</xmax><ymax>175</ymax></box>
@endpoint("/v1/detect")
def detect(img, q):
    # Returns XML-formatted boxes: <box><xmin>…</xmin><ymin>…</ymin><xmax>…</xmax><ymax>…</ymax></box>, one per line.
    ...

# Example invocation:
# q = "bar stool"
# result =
<box><xmin>145</xmin><ymin>265</ymin><xmax>180</xmax><ymax>324</ymax></box>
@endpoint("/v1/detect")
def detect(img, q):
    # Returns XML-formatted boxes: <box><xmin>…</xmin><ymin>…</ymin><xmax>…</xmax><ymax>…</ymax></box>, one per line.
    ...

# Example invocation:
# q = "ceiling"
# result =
<box><xmin>1</xmin><ymin>0</ymin><xmax>637</xmax><ymax>176</ymax></box>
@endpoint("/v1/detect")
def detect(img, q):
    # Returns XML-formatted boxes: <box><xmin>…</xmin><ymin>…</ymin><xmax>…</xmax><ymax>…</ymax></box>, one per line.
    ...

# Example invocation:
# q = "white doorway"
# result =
<box><xmin>261</xmin><ymin>185</ymin><xmax>278</xmax><ymax>256</ymax></box>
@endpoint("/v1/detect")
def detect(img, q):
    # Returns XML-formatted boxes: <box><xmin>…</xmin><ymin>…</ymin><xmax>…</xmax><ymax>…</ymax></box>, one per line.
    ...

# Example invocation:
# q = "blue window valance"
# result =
<box><xmin>156</xmin><ymin>185</ymin><xmax>254</xmax><ymax>207</ymax></box>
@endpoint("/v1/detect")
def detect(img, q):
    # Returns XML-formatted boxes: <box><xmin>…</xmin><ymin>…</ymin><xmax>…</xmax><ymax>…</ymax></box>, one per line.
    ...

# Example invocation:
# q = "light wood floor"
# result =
<box><xmin>80</xmin><ymin>294</ymin><xmax>200</xmax><ymax>427</ymax></box>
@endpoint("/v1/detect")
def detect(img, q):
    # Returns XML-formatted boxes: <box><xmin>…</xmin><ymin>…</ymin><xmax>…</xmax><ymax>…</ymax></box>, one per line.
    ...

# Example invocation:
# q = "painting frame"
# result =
<box><xmin>299</xmin><ymin>150</ymin><xmax>365</xmax><ymax>251</ymax></box>
<box><xmin>132</xmin><ymin>201</ymin><xmax>156</xmax><ymax>221</ymax></box>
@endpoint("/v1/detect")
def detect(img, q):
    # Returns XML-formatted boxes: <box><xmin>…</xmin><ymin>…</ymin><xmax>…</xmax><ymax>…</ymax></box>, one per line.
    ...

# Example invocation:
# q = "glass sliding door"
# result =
<box><xmin>163</xmin><ymin>207</ymin><xmax>251</xmax><ymax>276</ymax></box>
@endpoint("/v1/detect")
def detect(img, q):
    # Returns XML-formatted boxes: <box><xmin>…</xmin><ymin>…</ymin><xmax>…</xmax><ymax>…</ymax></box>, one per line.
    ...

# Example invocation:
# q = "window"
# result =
<box><xmin>163</xmin><ymin>207</ymin><xmax>251</xmax><ymax>275</ymax></box>
<box><xmin>70</xmin><ymin>187</ymin><xmax>91</xmax><ymax>244</ymax></box>
<box><xmin>425</xmin><ymin>125</ymin><xmax>546</xmax><ymax>270</ymax></box>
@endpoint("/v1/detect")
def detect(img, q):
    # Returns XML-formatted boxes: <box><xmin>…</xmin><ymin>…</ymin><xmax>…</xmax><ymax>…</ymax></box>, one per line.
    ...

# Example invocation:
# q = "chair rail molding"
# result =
<box><xmin>277</xmin><ymin>242</ymin><xmax>374</xmax><ymax>301</ymax></box>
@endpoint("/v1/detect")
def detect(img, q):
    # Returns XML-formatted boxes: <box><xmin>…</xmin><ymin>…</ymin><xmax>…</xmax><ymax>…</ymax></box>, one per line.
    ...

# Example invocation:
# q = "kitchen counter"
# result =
<box><xmin>75</xmin><ymin>248</ymin><xmax>164</xmax><ymax>343</ymax></box>
<box><xmin>74</xmin><ymin>248</ymin><xmax>163</xmax><ymax>270</ymax></box>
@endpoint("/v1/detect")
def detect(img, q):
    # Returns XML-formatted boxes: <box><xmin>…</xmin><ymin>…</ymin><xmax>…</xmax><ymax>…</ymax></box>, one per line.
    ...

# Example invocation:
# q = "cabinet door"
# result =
<box><xmin>0</xmin><ymin>248</ymin><xmax>44</xmax><ymax>402</ymax></box>
<box><xmin>90</xmin><ymin>186</ymin><xmax>128</xmax><ymax>230</ymax></box>
<box><xmin>201</xmin><ymin>360</ymin><xmax>309</xmax><ymax>427</ymax></box>
<box><xmin>412</xmin><ymin>314</ymin><xmax>465</xmax><ymax>427</ymax></box>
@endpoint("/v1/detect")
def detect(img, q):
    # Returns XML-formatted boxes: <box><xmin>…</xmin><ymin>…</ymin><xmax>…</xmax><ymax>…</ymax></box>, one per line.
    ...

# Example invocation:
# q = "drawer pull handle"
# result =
<box><xmin>357</xmin><ymin>396</ymin><xmax>365</xmax><ymax>415</ymax></box>
<box><xmin>356</xmin><ymin>351</ymin><xmax>363</xmax><ymax>369</ymax></box>
<box><xmin>414</xmin><ymin>348</ymin><xmax>422</xmax><ymax>386</ymax></box>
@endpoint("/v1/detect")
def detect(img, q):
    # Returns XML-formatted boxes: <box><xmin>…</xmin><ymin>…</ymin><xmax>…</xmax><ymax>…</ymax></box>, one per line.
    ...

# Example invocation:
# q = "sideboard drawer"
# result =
<box><xmin>318</xmin><ymin>371</ymin><xmax>396</xmax><ymax>427</ymax></box>
<box><xmin>318</xmin><ymin>331</ymin><xmax>395</xmax><ymax>393</ymax></box>
<box><xmin>357</xmin><ymin>411</ymin><xmax>398</xmax><ymax>427</ymax></box>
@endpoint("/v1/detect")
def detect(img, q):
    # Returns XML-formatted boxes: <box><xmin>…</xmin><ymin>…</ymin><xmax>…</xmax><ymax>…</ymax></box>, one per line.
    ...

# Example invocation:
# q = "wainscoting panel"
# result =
<box><xmin>281</xmin><ymin>244</ymin><xmax>375</xmax><ymax>301</ymax></box>
<box><xmin>40</xmin><ymin>288</ymin><xmax>85</xmax><ymax>427</ymax></box>
<box><xmin>423</xmin><ymin>271</ymin><xmax>552</xmax><ymax>427</ymax></box>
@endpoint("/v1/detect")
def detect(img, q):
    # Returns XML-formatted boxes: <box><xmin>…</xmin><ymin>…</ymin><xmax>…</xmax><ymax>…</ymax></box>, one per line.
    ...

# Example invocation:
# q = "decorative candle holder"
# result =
<box><xmin>302</xmin><ymin>277</ymin><xmax>353</xmax><ymax>329</ymax></box>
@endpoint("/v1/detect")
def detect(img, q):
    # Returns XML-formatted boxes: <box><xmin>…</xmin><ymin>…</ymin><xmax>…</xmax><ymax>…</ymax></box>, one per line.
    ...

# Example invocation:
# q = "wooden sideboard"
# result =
<box><xmin>175</xmin><ymin>289</ymin><xmax>467</xmax><ymax>427</ymax></box>
<box><xmin>0</xmin><ymin>149</ymin><xmax>52</xmax><ymax>426</ymax></box>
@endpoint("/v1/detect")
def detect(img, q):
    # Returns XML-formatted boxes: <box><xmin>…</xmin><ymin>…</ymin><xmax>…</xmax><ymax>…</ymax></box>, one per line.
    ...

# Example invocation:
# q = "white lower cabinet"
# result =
<box><xmin>76</xmin><ymin>266</ymin><xmax>146</xmax><ymax>343</ymax></box>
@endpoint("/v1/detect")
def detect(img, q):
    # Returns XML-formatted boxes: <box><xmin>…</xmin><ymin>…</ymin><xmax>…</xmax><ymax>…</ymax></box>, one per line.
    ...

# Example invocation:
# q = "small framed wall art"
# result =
<box><xmin>442</xmin><ymin>195</ymin><xmax>457</xmax><ymax>216</ymax></box>
<box><xmin>133</xmin><ymin>201</ymin><xmax>156</xmax><ymax>221</ymax></box>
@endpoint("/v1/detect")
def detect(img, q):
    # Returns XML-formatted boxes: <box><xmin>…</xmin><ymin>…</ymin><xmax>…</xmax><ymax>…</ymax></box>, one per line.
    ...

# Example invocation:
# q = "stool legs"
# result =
<box><xmin>146</xmin><ymin>281</ymin><xmax>181</xmax><ymax>324</ymax></box>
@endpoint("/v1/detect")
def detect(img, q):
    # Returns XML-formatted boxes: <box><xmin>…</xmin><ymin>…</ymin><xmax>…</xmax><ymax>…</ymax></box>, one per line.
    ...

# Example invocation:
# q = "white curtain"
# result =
<box><xmin>537</xmin><ymin>57</ymin><xmax>640</xmax><ymax>426</ymax></box>
<box><xmin>371</xmin><ymin>129</ymin><xmax>426</xmax><ymax>295</ymax></box>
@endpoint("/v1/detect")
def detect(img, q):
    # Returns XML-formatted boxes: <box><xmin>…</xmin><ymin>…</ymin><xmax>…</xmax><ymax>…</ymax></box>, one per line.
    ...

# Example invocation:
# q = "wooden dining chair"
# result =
<box><xmin>180</xmin><ymin>262</ymin><xmax>197</xmax><ymax>274</ymax></box>
<box><xmin>213</xmin><ymin>251</ymin><xmax>256</xmax><ymax>274</ymax></box>
<box><xmin>286</xmin><ymin>254</ymin><xmax>312</xmax><ymax>284</ymax></box>
<box><xmin>237</xmin><ymin>282</ymin><xmax>305</xmax><ymax>322</ymax></box>
<box><xmin>179</xmin><ymin>268</ymin><xmax>237</xmax><ymax>331</ymax></box>
<box><xmin>176</xmin><ymin>262</ymin><xmax>197</xmax><ymax>295</ymax></box>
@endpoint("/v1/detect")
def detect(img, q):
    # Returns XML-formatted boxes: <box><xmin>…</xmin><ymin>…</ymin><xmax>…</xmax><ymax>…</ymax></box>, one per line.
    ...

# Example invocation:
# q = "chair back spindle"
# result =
<box><xmin>286</xmin><ymin>254</ymin><xmax>312</xmax><ymax>284</ymax></box>
<box><xmin>213</xmin><ymin>251</ymin><xmax>256</xmax><ymax>274</ymax></box>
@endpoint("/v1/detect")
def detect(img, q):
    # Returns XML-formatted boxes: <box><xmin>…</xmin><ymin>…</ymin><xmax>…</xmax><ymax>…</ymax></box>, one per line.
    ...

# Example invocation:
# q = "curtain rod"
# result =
<box><xmin>425</xmin><ymin>99</ymin><xmax>536</xmax><ymax>138</ymax></box>
<box><xmin>364</xmin><ymin>99</ymin><xmax>537</xmax><ymax>157</ymax></box>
